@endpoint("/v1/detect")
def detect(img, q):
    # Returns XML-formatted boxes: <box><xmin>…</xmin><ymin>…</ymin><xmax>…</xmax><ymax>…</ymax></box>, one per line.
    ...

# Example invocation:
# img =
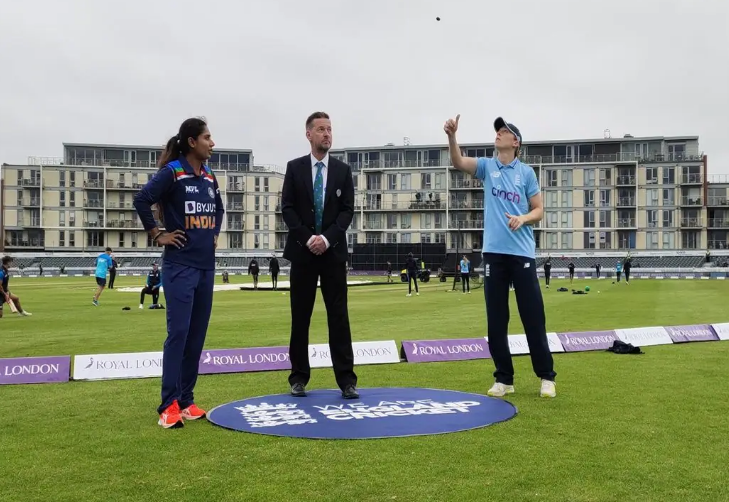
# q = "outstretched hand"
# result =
<box><xmin>444</xmin><ymin>114</ymin><xmax>460</xmax><ymax>137</ymax></box>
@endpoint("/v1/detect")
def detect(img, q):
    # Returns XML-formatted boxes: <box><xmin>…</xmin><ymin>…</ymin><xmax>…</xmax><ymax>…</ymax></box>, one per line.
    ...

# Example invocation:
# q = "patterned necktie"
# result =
<box><xmin>314</xmin><ymin>161</ymin><xmax>324</xmax><ymax>234</ymax></box>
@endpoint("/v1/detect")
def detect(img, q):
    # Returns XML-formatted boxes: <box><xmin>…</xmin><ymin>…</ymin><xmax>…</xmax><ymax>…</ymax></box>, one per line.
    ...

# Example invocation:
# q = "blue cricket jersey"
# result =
<box><xmin>95</xmin><ymin>253</ymin><xmax>113</xmax><ymax>278</ymax></box>
<box><xmin>460</xmin><ymin>259</ymin><xmax>470</xmax><ymax>273</ymax></box>
<box><xmin>134</xmin><ymin>156</ymin><xmax>224</xmax><ymax>271</ymax></box>
<box><xmin>0</xmin><ymin>267</ymin><xmax>9</xmax><ymax>292</ymax></box>
<box><xmin>475</xmin><ymin>156</ymin><xmax>540</xmax><ymax>259</ymax></box>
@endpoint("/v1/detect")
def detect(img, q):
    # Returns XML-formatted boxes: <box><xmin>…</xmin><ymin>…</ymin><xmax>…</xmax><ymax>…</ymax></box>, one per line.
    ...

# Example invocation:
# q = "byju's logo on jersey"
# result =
<box><xmin>184</xmin><ymin>200</ymin><xmax>217</xmax><ymax>230</ymax></box>
<box><xmin>491</xmin><ymin>185</ymin><xmax>521</xmax><ymax>203</ymax></box>
<box><xmin>185</xmin><ymin>201</ymin><xmax>196</xmax><ymax>214</ymax></box>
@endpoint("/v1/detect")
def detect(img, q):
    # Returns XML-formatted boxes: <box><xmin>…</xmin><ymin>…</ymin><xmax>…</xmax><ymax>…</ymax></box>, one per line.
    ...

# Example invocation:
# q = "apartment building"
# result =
<box><xmin>1</xmin><ymin>143</ymin><xmax>284</xmax><ymax>252</ymax></box>
<box><xmin>330</xmin><ymin>134</ymin><xmax>729</xmax><ymax>251</ymax></box>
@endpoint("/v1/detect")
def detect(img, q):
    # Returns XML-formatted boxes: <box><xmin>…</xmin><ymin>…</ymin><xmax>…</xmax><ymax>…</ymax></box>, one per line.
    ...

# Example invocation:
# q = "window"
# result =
<box><xmin>546</xmin><ymin>232</ymin><xmax>558</xmax><ymax>249</ymax></box>
<box><xmin>599</xmin><ymin>210</ymin><xmax>610</xmax><ymax>228</ymax></box>
<box><xmin>663</xmin><ymin>167</ymin><xmax>675</xmax><ymax>185</ymax></box>
<box><xmin>561</xmin><ymin>170</ymin><xmax>572</xmax><ymax>187</ymax></box>
<box><xmin>647</xmin><ymin>189</ymin><xmax>659</xmax><ymax>206</ymax></box>
<box><xmin>422</xmin><ymin>213</ymin><xmax>432</xmax><ymax>229</ymax></box>
<box><xmin>367</xmin><ymin>174</ymin><xmax>381</xmax><ymax>190</ymax></box>
<box><xmin>59</xmin><ymin>231</ymin><xmax>65</xmax><ymax>247</ymax></box>
<box><xmin>131</xmin><ymin>233</ymin><xmax>137</xmax><ymax>248</ymax></box>
<box><xmin>254</xmin><ymin>215</ymin><xmax>260</xmax><ymax>230</ymax></box>
<box><xmin>546</xmin><ymin>170</ymin><xmax>558</xmax><ymax>187</ymax></box>
<box><xmin>386</xmin><ymin>233</ymin><xmax>397</xmax><ymax>244</ymax></box>
<box><xmin>584</xmin><ymin>190</ymin><xmax>595</xmax><ymax>207</ymax></box>
<box><xmin>545</xmin><ymin>191</ymin><xmax>558</xmax><ymax>208</ymax></box>
<box><xmin>599</xmin><ymin>231</ymin><xmax>611</xmax><ymax>249</ymax></box>
<box><xmin>561</xmin><ymin>232</ymin><xmax>573</xmax><ymax>249</ymax></box>
<box><xmin>69</xmin><ymin>171</ymin><xmax>76</xmax><ymax>187</ymax></box>
<box><xmin>647</xmin><ymin>210</ymin><xmax>658</xmax><ymax>228</ymax></box>
<box><xmin>561</xmin><ymin>191</ymin><xmax>572</xmax><ymax>207</ymax></box>
<box><xmin>70</xmin><ymin>191</ymin><xmax>76</xmax><ymax>207</ymax></box>
<box><xmin>583</xmin><ymin>232</ymin><xmax>596</xmax><ymax>249</ymax></box>
<box><xmin>264</xmin><ymin>178</ymin><xmax>269</xmax><ymax>192</ymax></box>
<box><xmin>119</xmin><ymin>232</ymin><xmax>125</xmax><ymax>248</ymax></box>
<box><xmin>421</xmin><ymin>173</ymin><xmax>431</xmax><ymax>189</ymax></box>
<box><xmin>599</xmin><ymin>168</ymin><xmax>611</xmax><ymax>186</ymax></box>
<box><xmin>663</xmin><ymin>231</ymin><xmax>675</xmax><ymax>249</ymax></box>
<box><xmin>60</xmin><ymin>192</ymin><xmax>66</xmax><ymax>207</ymax></box>
<box><xmin>600</xmin><ymin>189</ymin><xmax>611</xmax><ymax>206</ymax></box>
<box><xmin>584</xmin><ymin>211</ymin><xmax>595</xmax><ymax>228</ymax></box>
<box><xmin>387</xmin><ymin>214</ymin><xmax>397</xmax><ymax>229</ymax></box>
<box><xmin>547</xmin><ymin>211</ymin><xmax>558</xmax><ymax>228</ymax></box>
<box><xmin>255</xmin><ymin>196</ymin><xmax>260</xmax><ymax>211</ymax></box>
<box><xmin>646</xmin><ymin>167</ymin><xmax>658</xmax><ymax>184</ymax></box>
<box><xmin>401</xmin><ymin>214</ymin><xmax>411</xmax><ymax>229</ymax></box>
<box><xmin>387</xmin><ymin>174</ymin><xmax>397</xmax><ymax>190</ymax></box>
<box><xmin>584</xmin><ymin>168</ymin><xmax>596</xmax><ymax>186</ymax></box>
<box><xmin>663</xmin><ymin>188</ymin><xmax>675</xmax><ymax>206</ymax></box>
<box><xmin>59</xmin><ymin>171</ymin><xmax>66</xmax><ymax>187</ymax></box>
<box><xmin>434</xmin><ymin>173</ymin><xmax>445</xmax><ymax>189</ymax></box>
<box><xmin>254</xmin><ymin>178</ymin><xmax>260</xmax><ymax>192</ymax></box>
<box><xmin>401</xmin><ymin>233</ymin><xmax>411</xmax><ymax>244</ymax></box>
<box><xmin>662</xmin><ymin>210</ymin><xmax>674</xmax><ymax>228</ymax></box>
<box><xmin>69</xmin><ymin>232</ymin><xmax>75</xmax><ymax>247</ymax></box>
<box><xmin>646</xmin><ymin>231</ymin><xmax>659</xmax><ymax>249</ymax></box>
<box><xmin>59</xmin><ymin>211</ymin><xmax>65</xmax><ymax>227</ymax></box>
<box><xmin>87</xmin><ymin>231</ymin><xmax>104</xmax><ymax>247</ymax></box>
<box><xmin>400</xmin><ymin>173</ymin><xmax>411</xmax><ymax>190</ymax></box>
<box><xmin>561</xmin><ymin>212</ymin><xmax>572</xmax><ymax>228</ymax></box>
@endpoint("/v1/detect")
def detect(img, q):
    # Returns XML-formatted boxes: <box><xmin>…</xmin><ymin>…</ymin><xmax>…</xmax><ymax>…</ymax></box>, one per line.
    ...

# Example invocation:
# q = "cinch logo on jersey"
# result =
<box><xmin>184</xmin><ymin>201</ymin><xmax>217</xmax><ymax>229</ymax></box>
<box><xmin>491</xmin><ymin>186</ymin><xmax>521</xmax><ymax>203</ymax></box>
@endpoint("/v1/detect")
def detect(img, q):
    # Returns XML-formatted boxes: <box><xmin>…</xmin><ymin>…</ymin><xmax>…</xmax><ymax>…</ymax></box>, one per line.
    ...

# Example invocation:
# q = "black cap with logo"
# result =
<box><xmin>494</xmin><ymin>117</ymin><xmax>522</xmax><ymax>145</ymax></box>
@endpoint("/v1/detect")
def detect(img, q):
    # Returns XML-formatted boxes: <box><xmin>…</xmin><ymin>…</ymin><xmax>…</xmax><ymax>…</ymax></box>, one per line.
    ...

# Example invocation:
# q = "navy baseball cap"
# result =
<box><xmin>494</xmin><ymin>117</ymin><xmax>522</xmax><ymax>145</ymax></box>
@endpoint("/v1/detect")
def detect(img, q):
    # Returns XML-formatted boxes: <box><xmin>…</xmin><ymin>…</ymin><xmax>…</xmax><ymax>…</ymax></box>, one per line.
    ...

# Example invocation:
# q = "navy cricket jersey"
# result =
<box><xmin>134</xmin><ymin>156</ymin><xmax>224</xmax><ymax>271</ymax></box>
<box><xmin>0</xmin><ymin>266</ymin><xmax>10</xmax><ymax>292</ymax></box>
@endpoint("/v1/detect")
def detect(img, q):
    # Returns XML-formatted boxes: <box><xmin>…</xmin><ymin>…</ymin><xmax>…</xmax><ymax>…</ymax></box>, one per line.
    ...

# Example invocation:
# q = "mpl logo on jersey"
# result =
<box><xmin>72</xmin><ymin>351</ymin><xmax>163</xmax><ymax>381</ymax></box>
<box><xmin>184</xmin><ymin>200</ymin><xmax>217</xmax><ymax>229</ymax></box>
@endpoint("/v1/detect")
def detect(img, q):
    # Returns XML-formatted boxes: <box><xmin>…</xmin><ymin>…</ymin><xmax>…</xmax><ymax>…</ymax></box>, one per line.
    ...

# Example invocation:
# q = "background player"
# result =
<box><xmin>543</xmin><ymin>255</ymin><xmax>552</xmax><ymax>288</ymax></box>
<box><xmin>568</xmin><ymin>261</ymin><xmax>575</xmax><ymax>284</ymax></box>
<box><xmin>405</xmin><ymin>252</ymin><xmax>419</xmax><ymax>297</ymax></box>
<box><xmin>133</xmin><ymin>117</ymin><xmax>224</xmax><ymax>429</ymax></box>
<box><xmin>460</xmin><ymin>255</ymin><xmax>471</xmax><ymax>293</ymax></box>
<box><xmin>0</xmin><ymin>256</ymin><xmax>32</xmax><ymax>317</ymax></box>
<box><xmin>92</xmin><ymin>248</ymin><xmax>113</xmax><ymax>306</ymax></box>
<box><xmin>248</xmin><ymin>258</ymin><xmax>260</xmax><ymax>289</ymax></box>
<box><xmin>140</xmin><ymin>263</ymin><xmax>162</xmax><ymax>309</ymax></box>
<box><xmin>269</xmin><ymin>255</ymin><xmax>280</xmax><ymax>290</ymax></box>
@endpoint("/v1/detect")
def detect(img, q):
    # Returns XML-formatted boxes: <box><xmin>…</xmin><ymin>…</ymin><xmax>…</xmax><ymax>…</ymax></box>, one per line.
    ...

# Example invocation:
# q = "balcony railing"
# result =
<box><xmin>227</xmin><ymin>222</ymin><xmax>245</xmax><ymax>231</ymax></box>
<box><xmin>106</xmin><ymin>220</ymin><xmax>143</xmax><ymax>229</ymax></box>
<box><xmin>616</xmin><ymin>175</ymin><xmax>636</xmax><ymax>185</ymax></box>
<box><xmin>449</xmin><ymin>200</ymin><xmax>484</xmax><ymax>210</ymax></box>
<box><xmin>21</xmin><ymin>198</ymin><xmax>41</xmax><ymax>207</ymax></box>
<box><xmin>83</xmin><ymin>199</ymin><xmax>104</xmax><ymax>208</ymax></box>
<box><xmin>680</xmin><ymin>196</ymin><xmax>702</xmax><ymax>206</ymax></box>
<box><xmin>21</xmin><ymin>179</ymin><xmax>41</xmax><ymax>187</ymax></box>
<box><xmin>450</xmin><ymin>220</ymin><xmax>485</xmax><ymax>230</ymax></box>
<box><xmin>226</xmin><ymin>202</ymin><xmax>244</xmax><ymax>211</ymax></box>
<box><xmin>708</xmin><ymin>240</ymin><xmax>729</xmax><ymax>250</ymax></box>
<box><xmin>450</xmin><ymin>179</ymin><xmax>484</xmax><ymax>189</ymax></box>
<box><xmin>616</xmin><ymin>218</ymin><xmax>636</xmax><ymax>228</ymax></box>
<box><xmin>680</xmin><ymin>218</ymin><xmax>703</xmax><ymax>228</ymax></box>
<box><xmin>708</xmin><ymin>219</ymin><xmax>729</xmax><ymax>228</ymax></box>
<box><xmin>6</xmin><ymin>239</ymin><xmax>45</xmax><ymax>248</ymax></box>
<box><xmin>681</xmin><ymin>174</ymin><xmax>703</xmax><ymax>184</ymax></box>
<box><xmin>106</xmin><ymin>201</ymin><xmax>135</xmax><ymax>209</ymax></box>
<box><xmin>275</xmin><ymin>223</ymin><xmax>288</xmax><ymax>231</ymax></box>
<box><xmin>617</xmin><ymin>197</ymin><xmax>636</xmax><ymax>207</ymax></box>
<box><xmin>83</xmin><ymin>180</ymin><xmax>104</xmax><ymax>189</ymax></box>
<box><xmin>707</xmin><ymin>196</ymin><xmax>729</xmax><ymax>206</ymax></box>
<box><xmin>22</xmin><ymin>219</ymin><xmax>42</xmax><ymax>227</ymax></box>
<box><xmin>105</xmin><ymin>181</ymin><xmax>144</xmax><ymax>190</ymax></box>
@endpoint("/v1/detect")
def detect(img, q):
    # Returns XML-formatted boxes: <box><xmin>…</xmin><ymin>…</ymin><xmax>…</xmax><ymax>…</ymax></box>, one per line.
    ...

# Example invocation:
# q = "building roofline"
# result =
<box><xmin>330</xmin><ymin>135</ymin><xmax>700</xmax><ymax>152</ymax></box>
<box><xmin>62</xmin><ymin>142</ymin><xmax>253</xmax><ymax>153</ymax></box>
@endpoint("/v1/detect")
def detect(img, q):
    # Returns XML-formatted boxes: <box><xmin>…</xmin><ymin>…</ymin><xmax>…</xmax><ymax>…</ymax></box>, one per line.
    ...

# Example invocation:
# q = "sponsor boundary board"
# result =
<box><xmin>2</xmin><ymin>323</ymin><xmax>728</xmax><ymax>385</ymax></box>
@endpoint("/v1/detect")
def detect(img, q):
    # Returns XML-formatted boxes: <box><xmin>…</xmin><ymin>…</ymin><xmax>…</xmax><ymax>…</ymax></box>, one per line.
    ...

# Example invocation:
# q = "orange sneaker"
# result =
<box><xmin>158</xmin><ymin>400</ymin><xmax>184</xmax><ymax>429</ymax></box>
<box><xmin>180</xmin><ymin>403</ymin><xmax>206</xmax><ymax>421</ymax></box>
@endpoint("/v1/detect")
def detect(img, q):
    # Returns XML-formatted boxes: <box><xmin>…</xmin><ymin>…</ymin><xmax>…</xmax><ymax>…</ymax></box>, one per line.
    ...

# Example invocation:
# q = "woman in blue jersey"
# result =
<box><xmin>444</xmin><ymin>114</ymin><xmax>556</xmax><ymax>398</ymax></box>
<box><xmin>0</xmin><ymin>256</ymin><xmax>32</xmax><ymax>317</ymax></box>
<box><xmin>133</xmin><ymin>117</ymin><xmax>224</xmax><ymax>429</ymax></box>
<box><xmin>460</xmin><ymin>255</ymin><xmax>471</xmax><ymax>293</ymax></box>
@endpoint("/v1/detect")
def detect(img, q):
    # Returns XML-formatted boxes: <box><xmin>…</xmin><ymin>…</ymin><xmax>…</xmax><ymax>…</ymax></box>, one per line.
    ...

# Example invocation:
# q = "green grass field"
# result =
<box><xmin>1</xmin><ymin>275</ymin><xmax>728</xmax><ymax>502</ymax></box>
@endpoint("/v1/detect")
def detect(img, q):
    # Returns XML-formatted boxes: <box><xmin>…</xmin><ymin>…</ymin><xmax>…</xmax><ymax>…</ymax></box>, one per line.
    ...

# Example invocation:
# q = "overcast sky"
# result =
<box><xmin>1</xmin><ymin>0</ymin><xmax>727</xmax><ymax>177</ymax></box>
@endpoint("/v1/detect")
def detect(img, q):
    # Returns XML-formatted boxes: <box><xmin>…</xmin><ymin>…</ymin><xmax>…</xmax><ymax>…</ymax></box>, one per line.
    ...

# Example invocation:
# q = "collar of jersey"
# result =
<box><xmin>495</xmin><ymin>157</ymin><xmax>520</xmax><ymax>170</ymax></box>
<box><xmin>178</xmin><ymin>155</ymin><xmax>209</xmax><ymax>176</ymax></box>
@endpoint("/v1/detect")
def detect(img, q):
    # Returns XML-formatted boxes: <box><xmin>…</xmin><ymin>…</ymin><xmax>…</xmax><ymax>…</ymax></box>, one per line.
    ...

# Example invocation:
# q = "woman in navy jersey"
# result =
<box><xmin>134</xmin><ymin>117</ymin><xmax>224</xmax><ymax>429</ymax></box>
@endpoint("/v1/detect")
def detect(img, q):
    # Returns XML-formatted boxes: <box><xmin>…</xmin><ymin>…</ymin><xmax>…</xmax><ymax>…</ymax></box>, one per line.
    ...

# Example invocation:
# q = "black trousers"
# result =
<box><xmin>288</xmin><ymin>259</ymin><xmax>356</xmax><ymax>390</ymax></box>
<box><xmin>544</xmin><ymin>268</ymin><xmax>551</xmax><ymax>285</ymax></box>
<box><xmin>407</xmin><ymin>271</ymin><xmax>419</xmax><ymax>293</ymax></box>
<box><xmin>271</xmin><ymin>273</ymin><xmax>278</xmax><ymax>289</ymax></box>
<box><xmin>140</xmin><ymin>286</ymin><xmax>159</xmax><ymax>305</ymax></box>
<box><xmin>109</xmin><ymin>270</ymin><xmax>116</xmax><ymax>289</ymax></box>
<box><xmin>624</xmin><ymin>269</ymin><xmax>630</xmax><ymax>282</ymax></box>
<box><xmin>461</xmin><ymin>272</ymin><xmax>470</xmax><ymax>292</ymax></box>
<box><xmin>483</xmin><ymin>252</ymin><xmax>556</xmax><ymax>385</ymax></box>
<box><xmin>617</xmin><ymin>271</ymin><xmax>621</xmax><ymax>282</ymax></box>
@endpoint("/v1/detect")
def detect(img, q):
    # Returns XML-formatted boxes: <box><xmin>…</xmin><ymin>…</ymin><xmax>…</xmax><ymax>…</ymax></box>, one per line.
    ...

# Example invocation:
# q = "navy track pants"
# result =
<box><xmin>157</xmin><ymin>260</ymin><xmax>215</xmax><ymax>414</ymax></box>
<box><xmin>482</xmin><ymin>252</ymin><xmax>556</xmax><ymax>386</ymax></box>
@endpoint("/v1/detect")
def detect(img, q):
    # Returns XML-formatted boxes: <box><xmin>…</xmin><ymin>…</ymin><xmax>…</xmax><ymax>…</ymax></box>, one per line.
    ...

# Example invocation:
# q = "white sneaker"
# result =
<box><xmin>540</xmin><ymin>379</ymin><xmax>556</xmax><ymax>398</ymax></box>
<box><xmin>139</xmin><ymin>304</ymin><xmax>144</xmax><ymax>309</ymax></box>
<box><xmin>20</xmin><ymin>311</ymin><xmax>32</xmax><ymax>316</ymax></box>
<box><xmin>416</xmin><ymin>292</ymin><xmax>419</xmax><ymax>296</ymax></box>
<box><xmin>406</xmin><ymin>293</ymin><xmax>412</xmax><ymax>297</ymax></box>
<box><xmin>487</xmin><ymin>382</ymin><xmax>515</xmax><ymax>397</ymax></box>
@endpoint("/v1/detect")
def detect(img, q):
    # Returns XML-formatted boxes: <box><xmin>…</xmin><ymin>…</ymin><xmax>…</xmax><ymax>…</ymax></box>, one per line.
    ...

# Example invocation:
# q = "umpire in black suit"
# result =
<box><xmin>281</xmin><ymin>111</ymin><xmax>358</xmax><ymax>399</ymax></box>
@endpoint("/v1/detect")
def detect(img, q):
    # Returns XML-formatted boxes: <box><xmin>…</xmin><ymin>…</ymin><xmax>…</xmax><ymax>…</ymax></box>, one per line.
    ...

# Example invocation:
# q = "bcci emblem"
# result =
<box><xmin>208</xmin><ymin>187</ymin><xmax>215</xmax><ymax>199</ymax></box>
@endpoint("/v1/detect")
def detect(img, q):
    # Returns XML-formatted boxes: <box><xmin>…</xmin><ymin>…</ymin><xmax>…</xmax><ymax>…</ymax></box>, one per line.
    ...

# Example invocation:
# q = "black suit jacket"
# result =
<box><xmin>281</xmin><ymin>154</ymin><xmax>354</xmax><ymax>264</ymax></box>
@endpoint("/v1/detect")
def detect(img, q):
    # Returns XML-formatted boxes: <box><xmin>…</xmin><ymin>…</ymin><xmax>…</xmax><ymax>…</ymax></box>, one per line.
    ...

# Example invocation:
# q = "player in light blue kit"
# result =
<box><xmin>92</xmin><ymin>247</ymin><xmax>113</xmax><ymax>306</ymax></box>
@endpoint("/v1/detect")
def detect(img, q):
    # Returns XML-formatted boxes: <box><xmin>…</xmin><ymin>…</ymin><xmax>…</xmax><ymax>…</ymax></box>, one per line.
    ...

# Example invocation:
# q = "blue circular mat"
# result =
<box><xmin>207</xmin><ymin>387</ymin><xmax>517</xmax><ymax>439</ymax></box>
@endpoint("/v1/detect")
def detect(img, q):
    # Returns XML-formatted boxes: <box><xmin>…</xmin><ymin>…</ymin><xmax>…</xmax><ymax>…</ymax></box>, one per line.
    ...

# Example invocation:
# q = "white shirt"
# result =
<box><xmin>307</xmin><ymin>152</ymin><xmax>330</xmax><ymax>250</ymax></box>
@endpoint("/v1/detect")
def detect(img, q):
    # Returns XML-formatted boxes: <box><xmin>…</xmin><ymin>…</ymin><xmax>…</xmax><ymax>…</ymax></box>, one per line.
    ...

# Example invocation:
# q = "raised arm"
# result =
<box><xmin>444</xmin><ymin>114</ymin><xmax>477</xmax><ymax>175</ymax></box>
